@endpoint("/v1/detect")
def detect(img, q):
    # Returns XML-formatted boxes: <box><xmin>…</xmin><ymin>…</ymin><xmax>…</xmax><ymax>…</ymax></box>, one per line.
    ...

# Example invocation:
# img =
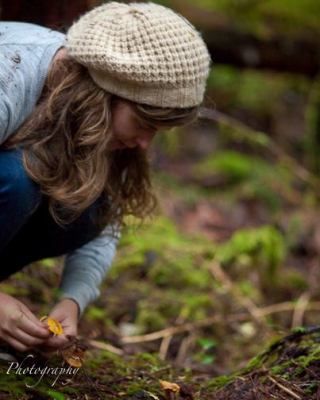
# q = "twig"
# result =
<box><xmin>258</xmin><ymin>301</ymin><xmax>320</xmax><ymax>318</ymax></box>
<box><xmin>256</xmin><ymin>302</ymin><xmax>299</xmax><ymax>316</ymax></box>
<box><xmin>317</xmin><ymin>385</ymin><xmax>320</xmax><ymax>400</ymax></box>
<box><xmin>88</xmin><ymin>339</ymin><xmax>124</xmax><ymax>355</ymax></box>
<box><xmin>159</xmin><ymin>335</ymin><xmax>173</xmax><ymax>361</ymax></box>
<box><xmin>249</xmin><ymin>374</ymin><xmax>266</xmax><ymax>400</ymax></box>
<box><xmin>121</xmin><ymin>315</ymin><xmax>226</xmax><ymax>344</ymax></box>
<box><xmin>291</xmin><ymin>292</ymin><xmax>311</xmax><ymax>328</ymax></box>
<box><xmin>121</xmin><ymin>302</ymin><xmax>320</xmax><ymax>345</ymax></box>
<box><xmin>81</xmin><ymin>361</ymin><xmax>105</xmax><ymax>400</ymax></box>
<box><xmin>268</xmin><ymin>376</ymin><xmax>301</xmax><ymax>399</ymax></box>
<box><xmin>200</xmin><ymin>107</ymin><xmax>320</xmax><ymax>198</ymax></box>
<box><xmin>175</xmin><ymin>334</ymin><xmax>194</xmax><ymax>365</ymax></box>
<box><xmin>209</xmin><ymin>261</ymin><xmax>263</xmax><ymax>323</ymax></box>
<box><xmin>291</xmin><ymin>360</ymin><xmax>320</xmax><ymax>381</ymax></box>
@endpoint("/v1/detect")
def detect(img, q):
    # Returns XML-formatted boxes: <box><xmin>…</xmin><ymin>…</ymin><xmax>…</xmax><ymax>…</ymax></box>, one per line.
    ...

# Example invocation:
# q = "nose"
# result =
<box><xmin>135</xmin><ymin>131</ymin><xmax>157</xmax><ymax>150</ymax></box>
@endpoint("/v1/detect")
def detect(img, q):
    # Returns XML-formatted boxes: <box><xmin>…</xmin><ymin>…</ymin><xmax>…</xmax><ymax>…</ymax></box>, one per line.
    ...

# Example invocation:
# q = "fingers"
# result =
<box><xmin>39</xmin><ymin>335</ymin><xmax>71</xmax><ymax>352</ymax></box>
<box><xmin>8</xmin><ymin>307</ymin><xmax>51</xmax><ymax>340</ymax></box>
<box><xmin>0</xmin><ymin>293</ymin><xmax>52</xmax><ymax>352</ymax></box>
<box><xmin>39</xmin><ymin>320</ymin><xmax>77</xmax><ymax>351</ymax></box>
<box><xmin>39</xmin><ymin>300</ymin><xmax>79</xmax><ymax>352</ymax></box>
<box><xmin>0</xmin><ymin>324</ymin><xmax>49</xmax><ymax>352</ymax></box>
<box><xmin>19</xmin><ymin>314</ymin><xmax>51</xmax><ymax>339</ymax></box>
<box><xmin>3</xmin><ymin>327</ymin><xmax>48</xmax><ymax>352</ymax></box>
<box><xmin>0</xmin><ymin>294</ymin><xmax>80</xmax><ymax>352</ymax></box>
<box><xmin>4</xmin><ymin>329</ymin><xmax>49</xmax><ymax>351</ymax></box>
<box><xmin>4</xmin><ymin>337</ymin><xmax>32</xmax><ymax>353</ymax></box>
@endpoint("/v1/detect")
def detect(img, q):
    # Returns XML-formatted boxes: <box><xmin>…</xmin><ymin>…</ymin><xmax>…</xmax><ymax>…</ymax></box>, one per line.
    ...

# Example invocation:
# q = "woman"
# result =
<box><xmin>0</xmin><ymin>1</ymin><xmax>210</xmax><ymax>352</ymax></box>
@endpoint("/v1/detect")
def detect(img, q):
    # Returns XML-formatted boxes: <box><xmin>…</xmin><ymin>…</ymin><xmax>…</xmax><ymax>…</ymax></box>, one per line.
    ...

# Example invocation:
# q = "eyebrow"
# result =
<box><xmin>137</xmin><ymin>119</ymin><xmax>158</xmax><ymax>131</ymax></box>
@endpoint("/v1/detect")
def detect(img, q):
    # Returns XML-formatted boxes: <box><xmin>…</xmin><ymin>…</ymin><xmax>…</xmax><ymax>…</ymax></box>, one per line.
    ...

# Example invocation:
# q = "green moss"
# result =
<box><xmin>45</xmin><ymin>390</ymin><xmax>67</xmax><ymax>400</ymax></box>
<box><xmin>305</xmin><ymin>382</ymin><xmax>319</xmax><ymax>394</ymax></box>
<box><xmin>206</xmin><ymin>374</ymin><xmax>234</xmax><ymax>389</ymax></box>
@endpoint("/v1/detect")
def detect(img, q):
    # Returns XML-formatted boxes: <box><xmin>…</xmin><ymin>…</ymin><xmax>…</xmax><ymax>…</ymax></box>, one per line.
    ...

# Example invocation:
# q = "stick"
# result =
<box><xmin>88</xmin><ymin>339</ymin><xmax>124</xmax><ymax>355</ymax></box>
<box><xmin>268</xmin><ymin>376</ymin><xmax>301</xmax><ymax>399</ymax></box>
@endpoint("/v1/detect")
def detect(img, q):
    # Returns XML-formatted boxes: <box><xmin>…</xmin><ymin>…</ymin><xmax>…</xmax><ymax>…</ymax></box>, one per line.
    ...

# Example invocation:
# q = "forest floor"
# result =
<box><xmin>1</xmin><ymin>128</ymin><xmax>320</xmax><ymax>399</ymax></box>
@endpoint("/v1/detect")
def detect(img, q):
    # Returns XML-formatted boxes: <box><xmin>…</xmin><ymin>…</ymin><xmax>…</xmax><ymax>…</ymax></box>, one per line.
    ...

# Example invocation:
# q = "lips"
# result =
<box><xmin>119</xmin><ymin>140</ymin><xmax>137</xmax><ymax>149</ymax></box>
<box><xmin>109</xmin><ymin>139</ymin><xmax>136</xmax><ymax>150</ymax></box>
<box><xmin>116</xmin><ymin>140</ymin><xmax>127</xmax><ymax>149</ymax></box>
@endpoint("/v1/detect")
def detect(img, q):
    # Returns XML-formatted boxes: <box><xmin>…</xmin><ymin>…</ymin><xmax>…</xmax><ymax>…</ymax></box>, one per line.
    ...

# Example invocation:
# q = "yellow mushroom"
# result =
<box><xmin>160</xmin><ymin>381</ymin><xmax>180</xmax><ymax>393</ymax></box>
<box><xmin>62</xmin><ymin>347</ymin><xmax>84</xmax><ymax>368</ymax></box>
<box><xmin>47</xmin><ymin>318</ymin><xmax>64</xmax><ymax>335</ymax></box>
<box><xmin>40</xmin><ymin>316</ymin><xmax>64</xmax><ymax>335</ymax></box>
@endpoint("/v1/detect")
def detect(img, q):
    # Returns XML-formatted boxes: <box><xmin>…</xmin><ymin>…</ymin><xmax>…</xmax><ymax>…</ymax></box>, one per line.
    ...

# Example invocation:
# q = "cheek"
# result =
<box><xmin>111</xmin><ymin>111</ymin><xmax>137</xmax><ymax>141</ymax></box>
<box><xmin>112</xmin><ymin>120</ymin><xmax>132</xmax><ymax>140</ymax></box>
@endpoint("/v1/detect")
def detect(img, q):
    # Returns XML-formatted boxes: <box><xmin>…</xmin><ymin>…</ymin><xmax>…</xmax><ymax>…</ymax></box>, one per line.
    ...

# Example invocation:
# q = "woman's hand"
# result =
<box><xmin>39</xmin><ymin>298</ymin><xmax>79</xmax><ymax>351</ymax></box>
<box><xmin>0</xmin><ymin>291</ymin><xmax>51</xmax><ymax>352</ymax></box>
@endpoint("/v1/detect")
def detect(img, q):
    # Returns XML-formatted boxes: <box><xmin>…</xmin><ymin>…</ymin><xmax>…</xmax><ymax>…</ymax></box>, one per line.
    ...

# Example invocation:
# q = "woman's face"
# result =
<box><xmin>108</xmin><ymin>101</ymin><xmax>166</xmax><ymax>151</ymax></box>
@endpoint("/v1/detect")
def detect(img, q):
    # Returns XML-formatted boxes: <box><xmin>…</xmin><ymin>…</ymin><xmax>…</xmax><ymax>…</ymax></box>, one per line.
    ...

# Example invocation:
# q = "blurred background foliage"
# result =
<box><xmin>104</xmin><ymin>0</ymin><xmax>320</xmax><ymax>372</ymax></box>
<box><xmin>179</xmin><ymin>0</ymin><xmax>320</xmax><ymax>35</ymax></box>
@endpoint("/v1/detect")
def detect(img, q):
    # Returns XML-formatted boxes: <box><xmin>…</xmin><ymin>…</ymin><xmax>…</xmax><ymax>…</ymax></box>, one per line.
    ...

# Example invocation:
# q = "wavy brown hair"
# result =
<box><xmin>3</xmin><ymin>57</ymin><xmax>199</xmax><ymax>229</ymax></box>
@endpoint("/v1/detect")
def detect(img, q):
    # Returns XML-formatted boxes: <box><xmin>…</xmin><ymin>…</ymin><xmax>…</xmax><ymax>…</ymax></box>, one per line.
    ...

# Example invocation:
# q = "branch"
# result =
<box><xmin>200</xmin><ymin>107</ymin><xmax>320</xmax><ymax>199</ymax></box>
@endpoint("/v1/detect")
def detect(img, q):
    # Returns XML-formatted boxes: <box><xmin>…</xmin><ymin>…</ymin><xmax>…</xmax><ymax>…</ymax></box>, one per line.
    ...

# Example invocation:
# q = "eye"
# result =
<box><xmin>139</xmin><ymin>125</ymin><xmax>159</xmax><ymax>134</ymax></box>
<box><xmin>137</xmin><ymin>119</ymin><xmax>157</xmax><ymax>132</ymax></box>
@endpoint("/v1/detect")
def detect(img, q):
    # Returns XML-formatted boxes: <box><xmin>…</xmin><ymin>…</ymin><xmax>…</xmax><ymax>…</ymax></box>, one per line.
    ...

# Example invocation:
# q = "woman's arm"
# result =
<box><xmin>39</xmin><ymin>228</ymin><xmax>119</xmax><ymax>350</ymax></box>
<box><xmin>58</xmin><ymin>227</ymin><xmax>120</xmax><ymax>316</ymax></box>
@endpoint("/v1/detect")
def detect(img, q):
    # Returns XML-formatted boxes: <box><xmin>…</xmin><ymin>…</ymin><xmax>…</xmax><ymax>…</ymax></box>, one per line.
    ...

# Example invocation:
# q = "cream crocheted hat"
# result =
<box><xmin>66</xmin><ymin>1</ymin><xmax>211</xmax><ymax>108</ymax></box>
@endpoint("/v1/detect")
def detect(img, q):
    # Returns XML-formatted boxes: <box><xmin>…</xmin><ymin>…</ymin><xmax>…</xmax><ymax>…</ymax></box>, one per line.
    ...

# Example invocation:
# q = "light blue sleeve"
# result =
<box><xmin>0</xmin><ymin>45</ymin><xmax>32</xmax><ymax>144</ymax></box>
<box><xmin>0</xmin><ymin>22</ymin><xmax>65</xmax><ymax>144</ymax></box>
<box><xmin>0</xmin><ymin>87</ymin><xmax>11</xmax><ymax>143</ymax></box>
<box><xmin>59</xmin><ymin>226</ymin><xmax>120</xmax><ymax>316</ymax></box>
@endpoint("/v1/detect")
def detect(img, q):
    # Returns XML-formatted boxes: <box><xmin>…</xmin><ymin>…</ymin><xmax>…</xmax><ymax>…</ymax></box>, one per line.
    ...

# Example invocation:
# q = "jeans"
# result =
<box><xmin>0</xmin><ymin>149</ymin><xmax>102</xmax><ymax>281</ymax></box>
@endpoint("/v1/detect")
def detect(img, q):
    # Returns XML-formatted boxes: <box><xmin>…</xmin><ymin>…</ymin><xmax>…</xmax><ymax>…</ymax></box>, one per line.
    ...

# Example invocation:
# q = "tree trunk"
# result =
<box><xmin>203</xmin><ymin>28</ymin><xmax>320</xmax><ymax>78</ymax></box>
<box><xmin>1</xmin><ymin>0</ymin><xmax>88</xmax><ymax>30</ymax></box>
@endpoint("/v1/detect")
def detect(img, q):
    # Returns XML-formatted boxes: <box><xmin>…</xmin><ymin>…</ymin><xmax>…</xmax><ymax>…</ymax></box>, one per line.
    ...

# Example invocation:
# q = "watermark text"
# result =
<box><xmin>6</xmin><ymin>354</ymin><xmax>79</xmax><ymax>387</ymax></box>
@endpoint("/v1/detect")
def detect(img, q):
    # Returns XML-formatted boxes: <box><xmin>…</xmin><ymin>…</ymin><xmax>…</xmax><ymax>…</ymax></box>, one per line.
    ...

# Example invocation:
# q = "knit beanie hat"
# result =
<box><xmin>66</xmin><ymin>1</ymin><xmax>211</xmax><ymax>108</ymax></box>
